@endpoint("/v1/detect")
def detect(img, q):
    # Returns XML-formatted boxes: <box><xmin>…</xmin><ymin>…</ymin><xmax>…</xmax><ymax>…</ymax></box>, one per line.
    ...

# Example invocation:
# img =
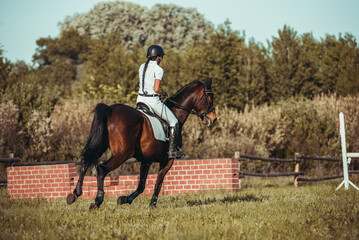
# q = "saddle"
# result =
<box><xmin>136</xmin><ymin>102</ymin><xmax>170</xmax><ymax>142</ymax></box>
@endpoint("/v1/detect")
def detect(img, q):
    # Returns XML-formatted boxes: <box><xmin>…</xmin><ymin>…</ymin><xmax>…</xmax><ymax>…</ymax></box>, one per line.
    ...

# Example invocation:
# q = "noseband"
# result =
<box><xmin>167</xmin><ymin>90</ymin><xmax>215</xmax><ymax>119</ymax></box>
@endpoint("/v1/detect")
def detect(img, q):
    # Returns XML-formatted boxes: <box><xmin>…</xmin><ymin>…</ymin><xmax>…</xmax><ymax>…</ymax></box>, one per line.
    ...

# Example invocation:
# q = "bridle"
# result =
<box><xmin>167</xmin><ymin>89</ymin><xmax>215</xmax><ymax>119</ymax></box>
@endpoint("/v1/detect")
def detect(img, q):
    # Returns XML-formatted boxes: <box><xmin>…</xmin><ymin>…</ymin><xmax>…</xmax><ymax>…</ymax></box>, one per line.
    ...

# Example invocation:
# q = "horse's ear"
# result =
<box><xmin>204</xmin><ymin>78</ymin><xmax>212</xmax><ymax>90</ymax></box>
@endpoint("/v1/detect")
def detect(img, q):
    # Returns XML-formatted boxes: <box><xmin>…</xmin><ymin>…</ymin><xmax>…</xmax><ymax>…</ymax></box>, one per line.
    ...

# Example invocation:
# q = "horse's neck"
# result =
<box><xmin>170</xmin><ymin>86</ymin><xmax>199</xmax><ymax>125</ymax></box>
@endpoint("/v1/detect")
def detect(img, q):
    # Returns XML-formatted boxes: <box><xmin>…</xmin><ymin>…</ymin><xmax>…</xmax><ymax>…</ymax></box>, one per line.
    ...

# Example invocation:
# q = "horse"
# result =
<box><xmin>66</xmin><ymin>78</ymin><xmax>217</xmax><ymax>210</ymax></box>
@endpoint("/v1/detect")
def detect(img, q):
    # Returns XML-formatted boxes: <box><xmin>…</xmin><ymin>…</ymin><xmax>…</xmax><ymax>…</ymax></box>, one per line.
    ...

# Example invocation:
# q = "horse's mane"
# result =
<box><xmin>169</xmin><ymin>80</ymin><xmax>203</xmax><ymax>100</ymax></box>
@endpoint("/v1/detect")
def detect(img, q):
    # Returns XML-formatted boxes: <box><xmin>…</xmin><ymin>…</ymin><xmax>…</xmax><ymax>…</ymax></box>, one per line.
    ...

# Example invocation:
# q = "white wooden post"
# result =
<box><xmin>336</xmin><ymin>112</ymin><xmax>359</xmax><ymax>191</ymax></box>
<box><xmin>235</xmin><ymin>151</ymin><xmax>241</xmax><ymax>189</ymax></box>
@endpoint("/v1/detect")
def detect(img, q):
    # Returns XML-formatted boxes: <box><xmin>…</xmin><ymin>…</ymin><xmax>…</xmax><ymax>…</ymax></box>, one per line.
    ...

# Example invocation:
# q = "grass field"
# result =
<box><xmin>1</xmin><ymin>178</ymin><xmax>358</xmax><ymax>240</ymax></box>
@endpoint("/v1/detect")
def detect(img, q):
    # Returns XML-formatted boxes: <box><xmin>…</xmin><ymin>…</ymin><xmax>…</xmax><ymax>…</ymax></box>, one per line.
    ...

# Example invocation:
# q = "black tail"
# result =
<box><xmin>81</xmin><ymin>103</ymin><xmax>112</xmax><ymax>166</ymax></box>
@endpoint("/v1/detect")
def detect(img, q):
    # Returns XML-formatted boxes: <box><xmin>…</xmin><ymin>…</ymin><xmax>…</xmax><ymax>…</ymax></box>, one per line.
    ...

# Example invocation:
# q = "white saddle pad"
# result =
<box><xmin>138</xmin><ymin>110</ymin><xmax>167</xmax><ymax>142</ymax></box>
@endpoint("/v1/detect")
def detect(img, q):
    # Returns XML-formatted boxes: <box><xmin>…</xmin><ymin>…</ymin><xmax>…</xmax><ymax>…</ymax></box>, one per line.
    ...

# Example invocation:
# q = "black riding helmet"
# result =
<box><xmin>147</xmin><ymin>45</ymin><xmax>165</xmax><ymax>59</ymax></box>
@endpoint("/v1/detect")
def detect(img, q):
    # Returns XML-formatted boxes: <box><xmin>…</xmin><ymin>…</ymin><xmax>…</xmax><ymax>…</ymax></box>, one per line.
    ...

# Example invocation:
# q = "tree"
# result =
<box><xmin>295</xmin><ymin>33</ymin><xmax>321</xmax><ymax>98</ymax></box>
<box><xmin>267</xmin><ymin>25</ymin><xmax>323</xmax><ymax>102</ymax></box>
<box><xmin>32</xmin><ymin>29</ymin><xmax>90</xmax><ymax>96</ymax></box>
<box><xmin>0</xmin><ymin>47</ymin><xmax>12</xmax><ymax>93</ymax></box>
<box><xmin>268</xmin><ymin>25</ymin><xmax>301</xmax><ymax>102</ymax></box>
<box><xmin>74</xmin><ymin>32</ymin><xmax>141</xmax><ymax>100</ymax></box>
<box><xmin>239</xmin><ymin>40</ymin><xmax>270</xmax><ymax>107</ymax></box>
<box><xmin>59</xmin><ymin>2</ymin><xmax>213</xmax><ymax>51</ymax></box>
<box><xmin>317</xmin><ymin>33</ymin><xmax>359</xmax><ymax>96</ymax></box>
<box><xmin>180</xmin><ymin>21</ymin><xmax>246</xmax><ymax>110</ymax></box>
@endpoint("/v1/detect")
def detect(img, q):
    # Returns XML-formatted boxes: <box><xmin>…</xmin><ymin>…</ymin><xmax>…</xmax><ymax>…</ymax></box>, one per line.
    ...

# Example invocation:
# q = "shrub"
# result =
<box><xmin>0</xmin><ymin>102</ymin><xmax>24</xmax><ymax>158</ymax></box>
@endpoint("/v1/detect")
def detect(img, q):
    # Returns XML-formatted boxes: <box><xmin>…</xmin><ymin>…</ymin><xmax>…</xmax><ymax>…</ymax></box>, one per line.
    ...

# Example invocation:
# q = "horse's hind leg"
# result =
<box><xmin>89</xmin><ymin>152</ymin><xmax>130</xmax><ymax>210</ymax></box>
<box><xmin>67</xmin><ymin>158</ymin><xmax>91</xmax><ymax>205</ymax></box>
<box><xmin>149</xmin><ymin>158</ymin><xmax>174</xmax><ymax>208</ymax></box>
<box><xmin>118</xmin><ymin>161</ymin><xmax>151</xmax><ymax>205</ymax></box>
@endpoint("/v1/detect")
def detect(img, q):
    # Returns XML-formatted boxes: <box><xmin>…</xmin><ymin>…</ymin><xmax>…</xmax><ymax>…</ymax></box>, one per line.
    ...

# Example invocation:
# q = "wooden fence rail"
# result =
<box><xmin>235</xmin><ymin>152</ymin><xmax>359</xmax><ymax>187</ymax></box>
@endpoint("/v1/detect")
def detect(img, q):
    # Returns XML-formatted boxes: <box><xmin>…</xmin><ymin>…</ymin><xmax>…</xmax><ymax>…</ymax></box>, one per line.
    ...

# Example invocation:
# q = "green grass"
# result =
<box><xmin>1</xmin><ymin>179</ymin><xmax>359</xmax><ymax>240</ymax></box>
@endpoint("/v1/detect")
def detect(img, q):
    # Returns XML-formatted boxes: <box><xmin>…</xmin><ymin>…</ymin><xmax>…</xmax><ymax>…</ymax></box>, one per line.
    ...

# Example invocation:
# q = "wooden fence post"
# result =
<box><xmin>294</xmin><ymin>153</ymin><xmax>300</xmax><ymax>187</ymax></box>
<box><xmin>235</xmin><ymin>151</ymin><xmax>241</xmax><ymax>189</ymax></box>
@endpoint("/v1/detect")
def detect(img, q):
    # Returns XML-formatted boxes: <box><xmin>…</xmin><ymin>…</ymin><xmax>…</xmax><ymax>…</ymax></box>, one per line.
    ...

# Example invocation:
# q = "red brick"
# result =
<box><xmin>220</xmin><ymin>179</ymin><xmax>228</xmax><ymax>183</ymax></box>
<box><xmin>224</xmin><ymin>174</ymin><xmax>233</xmax><ymax>178</ymax></box>
<box><xmin>190</xmin><ymin>165</ymin><xmax>198</xmax><ymax>170</ymax></box>
<box><xmin>176</xmin><ymin>161</ymin><xmax>187</xmax><ymax>166</ymax></box>
<box><xmin>195</xmin><ymin>170</ymin><xmax>203</xmax><ymax>174</ymax></box>
<box><xmin>182</xmin><ymin>166</ymin><xmax>191</xmax><ymax>170</ymax></box>
<box><xmin>171</xmin><ymin>181</ymin><xmax>179</xmax><ymax>185</ymax></box>
<box><xmin>211</xmin><ymin>169</ymin><xmax>220</xmax><ymax>174</ymax></box>
<box><xmin>16</xmin><ymin>180</ymin><xmax>24</xmax><ymax>185</ymax></box>
<box><xmin>195</xmin><ymin>180</ymin><xmax>204</xmax><ymax>184</ymax></box>
<box><xmin>166</xmin><ymin>176</ymin><xmax>175</xmax><ymax>181</ymax></box>
<box><xmin>186</xmin><ymin>160</ymin><xmax>195</xmax><ymax>165</ymax></box>
<box><xmin>219</xmin><ymin>159</ymin><xmax>229</xmax><ymax>163</ymax></box>
<box><xmin>173</xmin><ymin>166</ymin><xmax>182</xmax><ymax>171</ymax></box>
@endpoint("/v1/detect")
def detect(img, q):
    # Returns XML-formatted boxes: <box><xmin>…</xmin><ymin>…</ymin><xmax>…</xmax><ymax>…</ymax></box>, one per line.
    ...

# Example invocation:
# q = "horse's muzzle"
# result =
<box><xmin>201</xmin><ymin>115</ymin><xmax>217</xmax><ymax>127</ymax></box>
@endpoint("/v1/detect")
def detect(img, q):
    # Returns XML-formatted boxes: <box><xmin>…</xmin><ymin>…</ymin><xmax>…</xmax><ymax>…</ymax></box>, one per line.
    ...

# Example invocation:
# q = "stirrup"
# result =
<box><xmin>169</xmin><ymin>148</ymin><xmax>185</xmax><ymax>159</ymax></box>
<box><xmin>176</xmin><ymin>147</ymin><xmax>186</xmax><ymax>159</ymax></box>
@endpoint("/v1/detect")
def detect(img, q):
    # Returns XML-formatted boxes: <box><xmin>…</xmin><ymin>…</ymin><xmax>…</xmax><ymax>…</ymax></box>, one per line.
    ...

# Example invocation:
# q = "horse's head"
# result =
<box><xmin>167</xmin><ymin>78</ymin><xmax>217</xmax><ymax>126</ymax></box>
<box><xmin>192</xmin><ymin>78</ymin><xmax>217</xmax><ymax>127</ymax></box>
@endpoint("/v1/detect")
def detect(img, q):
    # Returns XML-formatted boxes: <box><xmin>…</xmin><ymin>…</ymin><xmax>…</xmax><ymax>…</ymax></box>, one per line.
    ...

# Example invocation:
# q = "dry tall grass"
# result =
<box><xmin>1</xmin><ymin>95</ymin><xmax>358</xmax><ymax>174</ymax></box>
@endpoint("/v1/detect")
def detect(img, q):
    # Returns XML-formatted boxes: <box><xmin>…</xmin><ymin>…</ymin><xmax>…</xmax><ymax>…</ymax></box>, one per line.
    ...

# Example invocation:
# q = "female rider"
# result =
<box><xmin>136</xmin><ymin>45</ymin><xmax>184</xmax><ymax>159</ymax></box>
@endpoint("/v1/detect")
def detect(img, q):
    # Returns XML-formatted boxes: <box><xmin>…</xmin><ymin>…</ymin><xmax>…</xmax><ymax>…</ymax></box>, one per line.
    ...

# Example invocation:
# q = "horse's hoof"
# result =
<box><xmin>66</xmin><ymin>193</ymin><xmax>77</xmax><ymax>205</ymax></box>
<box><xmin>117</xmin><ymin>196</ymin><xmax>128</xmax><ymax>205</ymax></box>
<box><xmin>149</xmin><ymin>203</ymin><xmax>157</xmax><ymax>209</ymax></box>
<box><xmin>89</xmin><ymin>203</ymin><xmax>98</xmax><ymax>211</ymax></box>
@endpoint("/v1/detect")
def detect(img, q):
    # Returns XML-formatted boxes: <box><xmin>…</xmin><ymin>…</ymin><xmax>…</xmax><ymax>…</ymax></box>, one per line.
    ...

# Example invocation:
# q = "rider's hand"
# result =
<box><xmin>162</xmin><ymin>90</ymin><xmax>168</xmax><ymax>98</ymax></box>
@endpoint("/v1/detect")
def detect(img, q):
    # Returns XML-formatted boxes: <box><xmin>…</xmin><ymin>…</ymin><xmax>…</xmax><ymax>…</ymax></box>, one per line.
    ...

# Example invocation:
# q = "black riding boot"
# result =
<box><xmin>169</xmin><ymin>124</ymin><xmax>185</xmax><ymax>159</ymax></box>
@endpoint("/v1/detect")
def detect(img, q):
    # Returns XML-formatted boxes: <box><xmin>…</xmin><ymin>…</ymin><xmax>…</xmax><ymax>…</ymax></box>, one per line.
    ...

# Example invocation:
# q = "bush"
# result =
<box><xmin>1</xmin><ymin>82</ymin><xmax>62</xmax><ymax>125</ymax></box>
<box><xmin>1</xmin><ymin>95</ymin><xmax>358</xmax><ymax>175</ymax></box>
<box><xmin>0</xmin><ymin>102</ymin><xmax>24</xmax><ymax>158</ymax></box>
<box><xmin>181</xmin><ymin>95</ymin><xmax>358</xmax><ymax>174</ymax></box>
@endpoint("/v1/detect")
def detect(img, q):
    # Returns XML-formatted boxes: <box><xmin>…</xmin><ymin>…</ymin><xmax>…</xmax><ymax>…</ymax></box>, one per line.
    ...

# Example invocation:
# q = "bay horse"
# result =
<box><xmin>66</xmin><ymin>78</ymin><xmax>217</xmax><ymax>210</ymax></box>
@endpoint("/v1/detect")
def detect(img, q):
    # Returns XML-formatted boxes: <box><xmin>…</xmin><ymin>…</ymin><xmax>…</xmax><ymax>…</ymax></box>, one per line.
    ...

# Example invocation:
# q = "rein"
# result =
<box><xmin>167</xmin><ymin>90</ymin><xmax>215</xmax><ymax>118</ymax></box>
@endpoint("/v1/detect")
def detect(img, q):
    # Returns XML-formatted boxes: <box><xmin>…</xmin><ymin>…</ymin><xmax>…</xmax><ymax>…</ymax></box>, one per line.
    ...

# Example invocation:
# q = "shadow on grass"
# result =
<box><xmin>186</xmin><ymin>194</ymin><xmax>268</xmax><ymax>207</ymax></box>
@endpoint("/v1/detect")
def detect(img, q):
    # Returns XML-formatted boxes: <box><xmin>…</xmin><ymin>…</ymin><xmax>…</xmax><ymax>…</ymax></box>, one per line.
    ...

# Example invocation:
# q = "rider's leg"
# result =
<box><xmin>147</xmin><ymin>97</ymin><xmax>185</xmax><ymax>158</ymax></box>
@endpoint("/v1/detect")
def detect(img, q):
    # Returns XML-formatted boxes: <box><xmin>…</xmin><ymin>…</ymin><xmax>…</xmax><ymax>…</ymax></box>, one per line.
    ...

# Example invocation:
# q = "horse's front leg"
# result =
<box><xmin>118</xmin><ymin>161</ymin><xmax>151</xmax><ymax>205</ymax></box>
<box><xmin>149</xmin><ymin>158</ymin><xmax>174</xmax><ymax>208</ymax></box>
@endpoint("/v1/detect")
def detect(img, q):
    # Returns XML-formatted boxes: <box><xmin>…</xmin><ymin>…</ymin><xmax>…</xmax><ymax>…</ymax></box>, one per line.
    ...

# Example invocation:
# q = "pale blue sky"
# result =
<box><xmin>0</xmin><ymin>0</ymin><xmax>358</xmax><ymax>64</ymax></box>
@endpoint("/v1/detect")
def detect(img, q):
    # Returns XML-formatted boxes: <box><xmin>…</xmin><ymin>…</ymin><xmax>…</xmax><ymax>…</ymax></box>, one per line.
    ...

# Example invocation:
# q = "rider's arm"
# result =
<box><xmin>154</xmin><ymin>79</ymin><xmax>167</xmax><ymax>96</ymax></box>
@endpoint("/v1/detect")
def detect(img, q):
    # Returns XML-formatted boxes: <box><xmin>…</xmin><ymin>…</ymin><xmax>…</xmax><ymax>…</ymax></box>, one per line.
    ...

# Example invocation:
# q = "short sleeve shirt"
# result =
<box><xmin>138</xmin><ymin>61</ymin><xmax>164</xmax><ymax>95</ymax></box>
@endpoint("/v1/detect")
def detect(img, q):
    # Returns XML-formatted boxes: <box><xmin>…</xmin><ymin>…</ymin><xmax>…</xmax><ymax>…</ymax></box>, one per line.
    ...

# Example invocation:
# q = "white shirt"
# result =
<box><xmin>138</xmin><ymin>60</ymin><xmax>164</xmax><ymax>95</ymax></box>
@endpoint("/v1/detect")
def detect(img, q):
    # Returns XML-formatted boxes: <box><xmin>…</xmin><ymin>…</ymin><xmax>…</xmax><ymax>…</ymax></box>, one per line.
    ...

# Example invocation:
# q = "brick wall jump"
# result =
<box><xmin>7</xmin><ymin>158</ymin><xmax>239</xmax><ymax>200</ymax></box>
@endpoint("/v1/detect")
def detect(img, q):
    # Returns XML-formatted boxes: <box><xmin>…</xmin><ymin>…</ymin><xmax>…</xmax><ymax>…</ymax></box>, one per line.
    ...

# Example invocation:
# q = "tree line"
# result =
<box><xmin>0</xmin><ymin>1</ymin><xmax>359</xmax><ymax>162</ymax></box>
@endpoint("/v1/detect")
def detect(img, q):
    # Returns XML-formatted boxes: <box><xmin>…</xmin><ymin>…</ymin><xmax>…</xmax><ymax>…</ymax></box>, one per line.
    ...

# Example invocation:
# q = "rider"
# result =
<box><xmin>137</xmin><ymin>45</ymin><xmax>184</xmax><ymax>159</ymax></box>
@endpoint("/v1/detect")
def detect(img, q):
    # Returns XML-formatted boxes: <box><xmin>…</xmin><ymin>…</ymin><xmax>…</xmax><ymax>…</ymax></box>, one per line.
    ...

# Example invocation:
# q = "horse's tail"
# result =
<box><xmin>81</xmin><ymin>103</ymin><xmax>112</xmax><ymax>167</ymax></box>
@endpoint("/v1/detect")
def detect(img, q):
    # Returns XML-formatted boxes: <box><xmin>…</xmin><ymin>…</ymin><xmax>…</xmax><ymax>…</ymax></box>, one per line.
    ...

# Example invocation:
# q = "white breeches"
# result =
<box><xmin>136</xmin><ymin>95</ymin><xmax>178</xmax><ymax>127</ymax></box>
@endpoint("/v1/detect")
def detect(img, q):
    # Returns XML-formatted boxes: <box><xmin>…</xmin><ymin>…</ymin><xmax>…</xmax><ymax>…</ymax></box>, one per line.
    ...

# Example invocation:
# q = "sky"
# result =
<box><xmin>0</xmin><ymin>0</ymin><xmax>358</xmax><ymax>64</ymax></box>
